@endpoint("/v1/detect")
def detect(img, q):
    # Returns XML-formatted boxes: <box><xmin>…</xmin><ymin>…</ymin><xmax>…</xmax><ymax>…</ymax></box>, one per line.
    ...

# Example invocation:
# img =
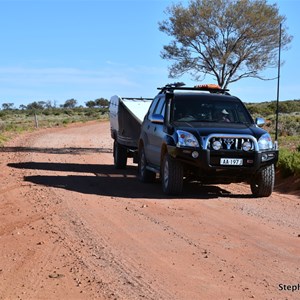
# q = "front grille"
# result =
<box><xmin>208</xmin><ymin>137</ymin><xmax>255</xmax><ymax>151</ymax></box>
<box><xmin>202</xmin><ymin>134</ymin><xmax>259</xmax><ymax>151</ymax></box>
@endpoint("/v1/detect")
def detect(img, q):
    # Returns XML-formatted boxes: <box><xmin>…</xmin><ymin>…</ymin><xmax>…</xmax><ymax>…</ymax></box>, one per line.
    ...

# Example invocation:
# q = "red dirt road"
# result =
<box><xmin>0</xmin><ymin>121</ymin><xmax>299</xmax><ymax>300</ymax></box>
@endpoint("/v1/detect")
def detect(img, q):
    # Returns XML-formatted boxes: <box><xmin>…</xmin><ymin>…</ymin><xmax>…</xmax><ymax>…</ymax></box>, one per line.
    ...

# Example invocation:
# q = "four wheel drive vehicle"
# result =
<box><xmin>109</xmin><ymin>96</ymin><xmax>153</xmax><ymax>168</ymax></box>
<box><xmin>137</xmin><ymin>83</ymin><xmax>278</xmax><ymax>197</ymax></box>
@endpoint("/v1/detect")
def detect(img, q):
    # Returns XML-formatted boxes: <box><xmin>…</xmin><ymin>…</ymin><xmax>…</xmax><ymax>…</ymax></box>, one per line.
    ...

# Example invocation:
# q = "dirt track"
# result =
<box><xmin>0</xmin><ymin>120</ymin><xmax>299</xmax><ymax>300</ymax></box>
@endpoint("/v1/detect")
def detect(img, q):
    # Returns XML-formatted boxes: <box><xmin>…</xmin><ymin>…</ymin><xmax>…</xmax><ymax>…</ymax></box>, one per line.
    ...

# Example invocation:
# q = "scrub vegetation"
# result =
<box><xmin>247</xmin><ymin>100</ymin><xmax>300</xmax><ymax>178</ymax></box>
<box><xmin>0</xmin><ymin>98</ymin><xmax>299</xmax><ymax>180</ymax></box>
<box><xmin>0</xmin><ymin>106</ymin><xmax>109</xmax><ymax>141</ymax></box>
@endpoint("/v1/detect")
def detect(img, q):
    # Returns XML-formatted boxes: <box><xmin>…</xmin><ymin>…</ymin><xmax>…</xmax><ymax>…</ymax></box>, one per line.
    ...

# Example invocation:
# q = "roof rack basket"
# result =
<box><xmin>157</xmin><ymin>82</ymin><xmax>229</xmax><ymax>95</ymax></box>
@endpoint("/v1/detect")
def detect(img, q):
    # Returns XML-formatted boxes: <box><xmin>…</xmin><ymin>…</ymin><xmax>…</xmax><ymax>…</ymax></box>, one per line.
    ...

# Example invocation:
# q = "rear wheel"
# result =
<box><xmin>250</xmin><ymin>164</ymin><xmax>275</xmax><ymax>197</ymax></box>
<box><xmin>138</xmin><ymin>147</ymin><xmax>156</xmax><ymax>183</ymax></box>
<box><xmin>161</xmin><ymin>153</ymin><xmax>183</xmax><ymax>195</ymax></box>
<box><xmin>113</xmin><ymin>141</ymin><xmax>127</xmax><ymax>169</ymax></box>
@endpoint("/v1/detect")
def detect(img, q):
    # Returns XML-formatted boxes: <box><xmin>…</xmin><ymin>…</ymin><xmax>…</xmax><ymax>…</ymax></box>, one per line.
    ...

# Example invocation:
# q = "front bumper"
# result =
<box><xmin>167</xmin><ymin>145</ymin><xmax>278</xmax><ymax>182</ymax></box>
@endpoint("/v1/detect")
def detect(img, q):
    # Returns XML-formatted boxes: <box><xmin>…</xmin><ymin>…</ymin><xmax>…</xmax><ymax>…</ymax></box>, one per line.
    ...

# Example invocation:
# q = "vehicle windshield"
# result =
<box><xmin>171</xmin><ymin>94</ymin><xmax>253</xmax><ymax>124</ymax></box>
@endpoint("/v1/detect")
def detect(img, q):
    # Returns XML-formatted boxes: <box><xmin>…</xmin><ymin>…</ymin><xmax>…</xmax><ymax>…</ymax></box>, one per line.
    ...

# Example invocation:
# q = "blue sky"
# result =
<box><xmin>0</xmin><ymin>0</ymin><xmax>299</xmax><ymax>108</ymax></box>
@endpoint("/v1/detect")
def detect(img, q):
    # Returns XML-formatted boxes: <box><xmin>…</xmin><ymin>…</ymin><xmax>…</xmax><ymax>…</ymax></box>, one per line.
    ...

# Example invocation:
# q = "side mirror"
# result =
<box><xmin>150</xmin><ymin>114</ymin><xmax>164</xmax><ymax>124</ymax></box>
<box><xmin>255</xmin><ymin>117</ymin><xmax>265</xmax><ymax>127</ymax></box>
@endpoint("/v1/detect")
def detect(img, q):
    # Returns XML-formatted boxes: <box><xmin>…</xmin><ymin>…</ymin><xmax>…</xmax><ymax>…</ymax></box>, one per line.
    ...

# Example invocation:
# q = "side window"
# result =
<box><xmin>147</xmin><ymin>97</ymin><xmax>160</xmax><ymax>118</ymax></box>
<box><xmin>153</xmin><ymin>97</ymin><xmax>165</xmax><ymax>115</ymax></box>
<box><xmin>160</xmin><ymin>103</ymin><xmax>166</xmax><ymax>117</ymax></box>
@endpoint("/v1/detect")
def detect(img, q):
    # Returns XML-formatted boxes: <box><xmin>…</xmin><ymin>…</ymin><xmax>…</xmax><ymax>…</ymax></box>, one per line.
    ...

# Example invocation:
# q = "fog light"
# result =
<box><xmin>261</xmin><ymin>153</ymin><xmax>268</xmax><ymax>162</ymax></box>
<box><xmin>212</xmin><ymin>140</ymin><xmax>222</xmax><ymax>150</ymax></box>
<box><xmin>242</xmin><ymin>141</ymin><xmax>252</xmax><ymax>151</ymax></box>
<box><xmin>192</xmin><ymin>151</ymin><xmax>199</xmax><ymax>158</ymax></box>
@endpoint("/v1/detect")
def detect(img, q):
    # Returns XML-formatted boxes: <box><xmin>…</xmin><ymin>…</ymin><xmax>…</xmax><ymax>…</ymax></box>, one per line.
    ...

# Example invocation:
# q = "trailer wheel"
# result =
<box><xmin>138</xmin><ymin>147</ymin><xmax>156</xmax><ymax>183</ymax></box>
<box><xmin>250</xmin><ymin>164</ymin><xmax>275</xmax><ymax>197</ymax></box>
<box><xmin>113</xmin><ymin>141</ymin><xmax>127</xmax><ymax>169</ymax></box>
<box><xmin>161</xmin><ymin>153</ymin><xmax>183</xmax><ymax>195</ymax></box>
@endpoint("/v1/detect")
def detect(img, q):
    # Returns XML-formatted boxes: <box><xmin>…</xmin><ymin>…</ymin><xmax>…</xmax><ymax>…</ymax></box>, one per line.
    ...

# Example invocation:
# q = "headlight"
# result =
<box><xmin>258</xmin><ymin>133</ymin><xmax>273</xmax><ymax>150</ymax></box>
<box><xmin>212</xmin><ymin>140</ymin><xmax>222</xmax><ymax>150</ymax></box>
<box><xmin>176</xmin><ymin>130</ymin><xmax>199</xmax><ymax>148</ymax></box>
<box><xmin>242</xmin><ymin>141</ymin><xmax>252</xmax><ymax>151</ymax></box>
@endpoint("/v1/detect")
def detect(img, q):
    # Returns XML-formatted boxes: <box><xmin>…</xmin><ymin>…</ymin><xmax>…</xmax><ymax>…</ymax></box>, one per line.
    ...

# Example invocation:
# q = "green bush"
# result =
<box><xmin>277</xmin><ymin>148</ymin><xmax>300</xmax><ymax>178</ymax></box>
<box><xmin>0</xmin><ymin>134</ymin><xmax>9</xmax><ymax>145</ymax></box>
<box><xmin>63</xmin><ymin>110</ymin><xmax>73</xmax><ymax>116</ymax></box>
<box><xmin>245</xmin><ymin>99</ymin><xmax>300</xmax><ymax>116</ymax></box>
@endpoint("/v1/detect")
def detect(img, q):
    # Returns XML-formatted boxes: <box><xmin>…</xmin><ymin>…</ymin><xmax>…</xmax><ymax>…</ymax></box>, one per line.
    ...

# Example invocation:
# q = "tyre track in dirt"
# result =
<box><xmin>0</xmin><ymin>122</ymin><xmax>173</xmax><ymax>300</ymax></box>
<box><xmin>0</xmin><ymin>120</ymin><xmax>300</xmax><ymax>300</ymax></box>
<box><xmin>43</xmin><ymin>193</ymin><xmax>172</xmax><ymax>300</ymax></box>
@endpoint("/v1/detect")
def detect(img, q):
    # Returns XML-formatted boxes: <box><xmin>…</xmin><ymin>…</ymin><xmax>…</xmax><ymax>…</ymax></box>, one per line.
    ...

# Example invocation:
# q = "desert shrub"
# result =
<box><xmin>0</xmin><ymin>111</ymin><xmax>5</xmax><ymax>117</ymax></box>
<box><xmin>278</xmin><ymin>148</ymin><xmax>300</xmax><ymax>178</ymax></box>
<box><xmin>63</xmin><ymin>110</ymin><xmax>73</xmax><ymax>116</ymax></box>
<box><xmin>84</xmin><ymin>110</ymin><xmax>100</xmax><ymax>118</ymax></box>
<box><xmin>256</xmin><ymin>114</ymin><xmax>300</xmax><ymax>137</ymax></box>
<box><xmin>246</xmin><ymin>100</ymin><xmax>300</xmax><ymax>116</ymax></box>
<box><xmin>42</xmin><ymin>110</ymin><xmax>51</xmax><ymax>116</ymax></box>
<box><xmin>54</xmin><ymin>110</ymin><xmax>61</xmax><ymax>116</ymax></box>
<box><xmin>0</xmin><ymin>134</ymin><xmax>9</xmax><ymax>145</ymax></box>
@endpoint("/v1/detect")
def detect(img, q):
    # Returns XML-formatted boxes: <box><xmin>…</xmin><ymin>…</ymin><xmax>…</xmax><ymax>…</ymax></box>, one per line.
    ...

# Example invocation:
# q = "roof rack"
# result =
<box><xmin>121</xmin><ymin>97</ymin><xmax>153</xmax><ymax>101</ymax></box>
<box><xmin>157</xmin><ymin>82</ymin><xmax>230</xmax><ymax>95</ymax></box>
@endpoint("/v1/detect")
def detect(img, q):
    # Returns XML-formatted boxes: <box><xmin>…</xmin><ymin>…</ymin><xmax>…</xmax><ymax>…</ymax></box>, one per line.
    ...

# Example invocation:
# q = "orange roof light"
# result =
<box><xmin>194</xmin><ymin>84</ymin><xmax>222</xmax><ymax>90</ymax></box>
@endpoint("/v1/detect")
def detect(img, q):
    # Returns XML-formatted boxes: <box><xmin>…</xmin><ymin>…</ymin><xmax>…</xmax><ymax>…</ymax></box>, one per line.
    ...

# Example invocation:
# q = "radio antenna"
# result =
<box><xmin>274</xmin><ymin>23</ymin><xmax>282</xmax><ymax>148</ymax></box>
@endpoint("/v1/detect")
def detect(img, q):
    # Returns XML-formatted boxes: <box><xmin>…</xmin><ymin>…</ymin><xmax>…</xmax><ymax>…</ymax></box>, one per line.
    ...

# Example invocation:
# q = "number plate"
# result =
<box><xmin>220</xmin><ymin>158</ymin><xmax>243</xmax><ymax>166</ymax></box>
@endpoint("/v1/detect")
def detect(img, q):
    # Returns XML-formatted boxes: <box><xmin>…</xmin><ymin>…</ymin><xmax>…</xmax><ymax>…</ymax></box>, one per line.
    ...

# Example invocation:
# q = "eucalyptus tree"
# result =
<box><xmin>62</xmin><ymin>99</ymin><xmax>77</xmax><ymax>109</ymax></box>
<box><xmin>2</xmin><ymin>103</ymin><xmax>14</xmax><ymax>110</ymax></box>
<box><xmin>159</xmin><ymin>0</ymin><xmax>292</xmax><ymax>88</ymax></box>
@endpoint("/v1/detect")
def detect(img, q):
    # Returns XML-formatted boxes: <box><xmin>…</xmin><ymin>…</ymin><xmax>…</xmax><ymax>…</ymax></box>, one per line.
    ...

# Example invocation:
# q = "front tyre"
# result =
<box><xmin>113</xmin><ymin>141</ymin><xmax>127</xmax><ymax>169</ymax></box>
<box><xmin>250</xmin><ymin>164</ymin><xmax>275</xmax><ymax>197</ymax></box>
<box><xmin>162</xmin><ymin>153</ymin><xmax>183</xmax><ymax>195</ymax></box>
<box><xmin>138</xmin><ymin>147</ymin><xmax>156</xmax><ymax>183</ymax></box>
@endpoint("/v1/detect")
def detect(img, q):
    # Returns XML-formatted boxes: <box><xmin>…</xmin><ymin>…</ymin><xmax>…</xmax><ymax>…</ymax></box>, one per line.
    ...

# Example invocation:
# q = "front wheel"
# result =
<box><xmin>250</xmin><ymin>164</ymin><xmax>275</xmax><ymax>197</ymax></box>
<box><xmin>113</xmin><ymin>141</ymin><xmax>127</xmax><ymax>169</ymax></box>
<box><xmin>161</xmin><ymin>153</ymin><xmax>183</xmax><ymax>195</ymax></box>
